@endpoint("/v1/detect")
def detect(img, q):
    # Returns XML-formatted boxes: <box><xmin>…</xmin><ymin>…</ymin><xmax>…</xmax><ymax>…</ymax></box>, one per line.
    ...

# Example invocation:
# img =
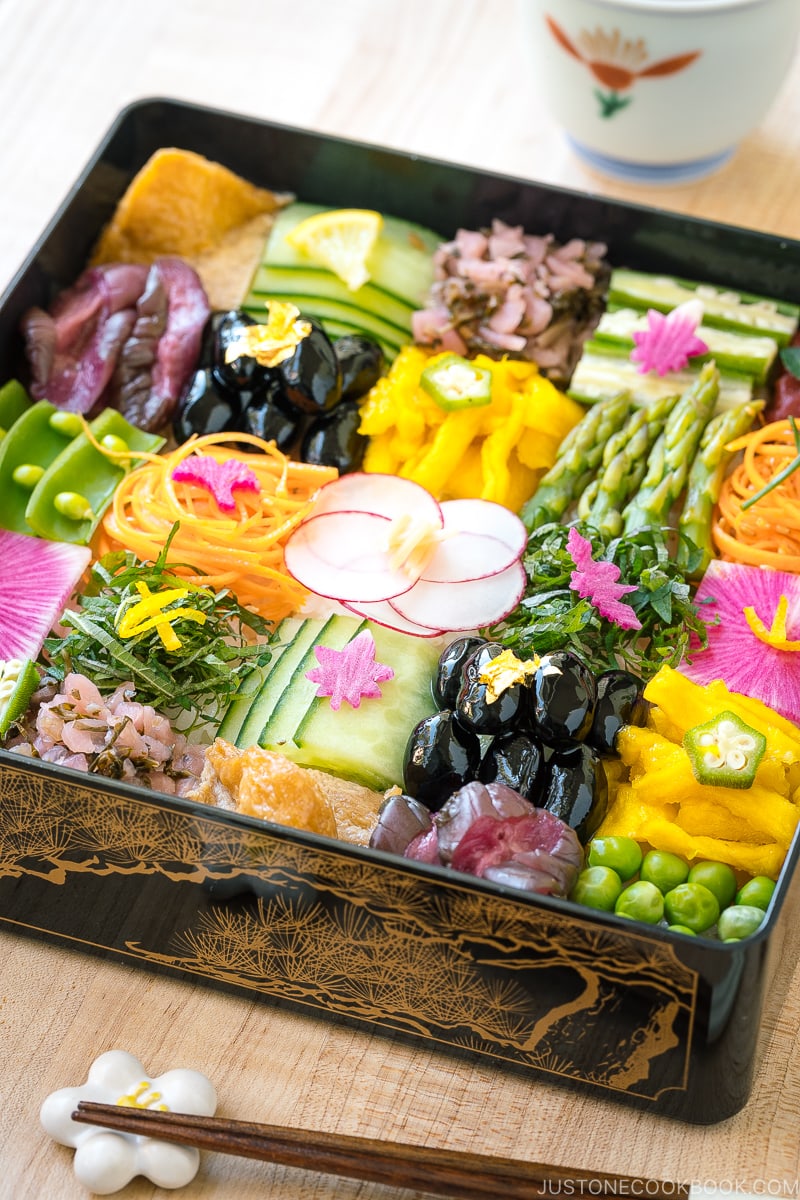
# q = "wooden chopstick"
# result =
<box><xmin>72</xmin><ymin>1101</ymin><xmax>686</xmax><ymax>1199</ymax></box>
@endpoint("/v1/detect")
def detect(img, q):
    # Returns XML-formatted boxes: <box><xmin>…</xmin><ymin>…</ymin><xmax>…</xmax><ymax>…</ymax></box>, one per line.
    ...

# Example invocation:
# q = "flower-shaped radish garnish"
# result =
<box><xmin>40</xmin><ymin>1050</ymin><xmax>217</xmax><ymax>1194</ymax></box>
<box><xmin>630</xmin><ymin>299</ymin><xmax>708</xmax><ymax>376</ymax></box>
<box><xmin>283</xmin><ymin>473</ymin><xmax>527</xmax><ymax>637</ymax></box>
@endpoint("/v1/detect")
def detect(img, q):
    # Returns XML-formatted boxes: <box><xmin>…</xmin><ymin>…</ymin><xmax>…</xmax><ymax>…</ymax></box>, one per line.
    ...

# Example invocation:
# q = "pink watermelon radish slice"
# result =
<box><xmin>0</xmin><ymin>530</ymin><xmax>91</xmax><ymax>661</ymax></box>
<box><xmin>681</xmin><ymin>559</ymin><xmax>800</xmax><ymax>725</ymax></box>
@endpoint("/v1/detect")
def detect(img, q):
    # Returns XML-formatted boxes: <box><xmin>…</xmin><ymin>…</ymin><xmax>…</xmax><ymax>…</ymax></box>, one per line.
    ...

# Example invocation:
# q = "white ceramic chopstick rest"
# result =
<box><xmin>40</xmin><ymin>1049</ymin><xmax>217</xmax><ymax>1194</ymax></box>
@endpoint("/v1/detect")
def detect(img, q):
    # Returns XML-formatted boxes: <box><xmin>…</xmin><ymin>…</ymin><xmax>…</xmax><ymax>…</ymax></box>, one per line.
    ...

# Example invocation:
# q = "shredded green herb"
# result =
<box><xmin>43</xmin><ymin>525</ymin><xmax>273</xmax><ymax>727</ymax></box>
<box><xmin>741</xmin><ymin>415</ymin><xmax>800</xmax><ymax>511</ymax></box>
<box><xmin>484</xmin><ymin>521</ymin><xmax>711</xmax><ymax>679</ymax></box>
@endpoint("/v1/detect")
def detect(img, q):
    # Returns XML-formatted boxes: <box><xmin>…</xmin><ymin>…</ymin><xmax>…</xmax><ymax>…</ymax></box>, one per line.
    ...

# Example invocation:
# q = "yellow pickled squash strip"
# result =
<box><xmin>637</xmin><ymin>816</ymin><xmax>787</xmax><ymax>880</ymax></box>
<box><xmin>619</xmin><ymin>723</ymin><xmax>792</xmax><ymax>796</ymax></box>
<box><xmin>594</xmin><ymin>784</ymin><xmax>678</xmax><ymax>840</ymax></box>
<box><xmin>674</xmin><ymin>799</ymin><xmax>770</xmax><ymax>844</ymax></box>
<box><xmin>645</xmin><ymin>666</ymin><xmax>800</xmax><ymax>766</ymax></box>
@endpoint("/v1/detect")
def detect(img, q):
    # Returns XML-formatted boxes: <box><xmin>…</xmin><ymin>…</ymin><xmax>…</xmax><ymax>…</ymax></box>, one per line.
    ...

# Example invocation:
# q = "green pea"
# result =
<box><xmin>587</xmin><ymin>835</ymin><xmax>643</xmax><ymax>881</ymax></box>
<box><xmin>687</xmin><ymin>861</ymin><xmax>737</xmax><ymax>909</ymax></box>
<box><xmin>570</xmin><ymin>866</ymin><xmax>623</xmax><ymax>912</ymax></box>
<box><xmin>667</xmin><ymin>924</ymin><xmax>697</xmax><ymax>937</ymax></box>
<box><xmin>100</xmin><ymin>433</ymin><xmax>131</xmax><ymax>457</ymax></box>
<box><xmin>48</xmin><ymin>411</ymin><xmax>84</xmax><ymax>437</ymax></box>
<box><xmin>53</xmin><ymin>491</ymin><xmax>95</xmax><ymax>521</ymax></box>
<box><xmin>640</xmin><ymin>850</ymin><xmax>689</xmax><ymax>894</ymax></box>
<box><xmin>11</xmin><ymin>463</ymin><xmax>46</xmax><ymax>489</ymax></box>
<box><xmin>717</xmin><ymin>905</ymin><xmax>766</xmax><ymax>941</ymax></box>
<box><xmin>614</xmin><ymin>880</ymin><xmax>664</xmax><ymax>924</ymax></box>
<box><xmin>735</xmin><ymin>876</ymin><xmax>776</xmax><ymax>911</ymax></box>
<box><xmin>664</xmin><ymin>882</ymin><xmax>720</xmax><ymax>933</ymax></box>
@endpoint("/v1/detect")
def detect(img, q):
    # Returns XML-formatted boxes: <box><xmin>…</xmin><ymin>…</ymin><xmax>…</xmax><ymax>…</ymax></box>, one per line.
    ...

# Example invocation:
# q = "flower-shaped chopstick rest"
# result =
<box><xmin>41</xmin><ymin>1050</ymin><xmax>217</xmax><ymax>1194</ymax></box>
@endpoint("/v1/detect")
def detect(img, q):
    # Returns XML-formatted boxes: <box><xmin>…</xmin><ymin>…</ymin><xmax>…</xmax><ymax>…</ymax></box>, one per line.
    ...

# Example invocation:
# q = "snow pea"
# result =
<box><xmin>0</xmin><ymin>379</ymin><xmax>30</xmax><ymax>440</ymax></box>
<box><xmin>25</xmin><ymin>409</ymin><xmax>164</xmax><ymax>545</ymax></box>
<box><xmin>0</xmin><ymin>399</ymin><xmax>76</xmax><ymax>533</ymax></box>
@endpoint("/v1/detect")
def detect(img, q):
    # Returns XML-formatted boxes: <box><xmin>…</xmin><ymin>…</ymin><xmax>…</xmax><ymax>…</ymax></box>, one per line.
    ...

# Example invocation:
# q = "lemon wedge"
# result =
<box><xmin>285</xmin><ymin>208</ymin><xmax>383</xmax><ymax>291</ymax></box>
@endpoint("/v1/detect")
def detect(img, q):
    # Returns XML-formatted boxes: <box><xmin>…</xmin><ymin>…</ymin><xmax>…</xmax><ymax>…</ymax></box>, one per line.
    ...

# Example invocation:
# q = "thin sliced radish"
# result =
<box><xmin>392</xmin><ymin>560</ymin><xmax>527</xmax><ymax>631</ymax></box>
<box><xmin>440</xmin><ymin>499</ymin><xmax>527</xmax><ymax>557</ymax></box>
<box><xmin>0</xmin><ymin>531</ymin><xmax>92</xmax><ymax>661</ymax></box>
<box><xmin>421</xmin><ymin>531</ymin><xmax>521</xmax><ymax>584</ymax></box>
<box><xmin>284</xmin><ymin>511</ymin><xmax>418</xmax><ymax>602</ymax></box>
<box><xmin>308</xmin><ymin>472</ymin><xmax>444</xmax><ymax>526</ymax></box>
<box><xmin>343</xmin><ymin>599</ymin><xmax>446</xmax><ymax>638</ymax></box>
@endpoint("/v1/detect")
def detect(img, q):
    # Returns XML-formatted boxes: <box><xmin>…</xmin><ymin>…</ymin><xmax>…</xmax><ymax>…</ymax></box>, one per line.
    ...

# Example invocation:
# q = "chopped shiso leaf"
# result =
<box><xmin>485</xmin><ymin>522</ymin><xmax>709</xmax><ymax>679</ymax></box>
<box><xmin>43</xmin><ymin>525</ymin><xmax>272</xmax><ymax>728</ymax></box>
<box><xmin>680</xmin><ymin>559</ymin><xmax>800</xmax><ymax>725</ymax></box>
<box><xmin>0</xmin><ymin>529</ymin><xmax>91</xmax><ymax>661</ymax></box>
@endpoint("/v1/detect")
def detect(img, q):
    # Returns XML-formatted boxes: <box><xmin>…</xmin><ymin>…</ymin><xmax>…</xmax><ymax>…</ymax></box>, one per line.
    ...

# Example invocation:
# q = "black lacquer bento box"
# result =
<box><xmin>1</xmin><ymin>98</ymin><xmax>799</xmax><ymax>1125</ymax></box>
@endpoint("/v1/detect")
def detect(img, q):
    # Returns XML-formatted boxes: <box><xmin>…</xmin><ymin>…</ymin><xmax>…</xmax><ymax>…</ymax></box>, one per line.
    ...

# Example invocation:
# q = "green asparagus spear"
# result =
<box><xmin>679</xmin><ymin>398</ymin><xmax>764</xmax><ymax>575</ymax></box>
<box><xmin>621</xmin><ymin>362</ymin><xmax>720</xmax><ymax>535</ymax></box>
<box><xmin>584</xmin><ymin>390</ymin><xmax>680</xmax><ymax>537</ymax></box>
<box><xmin>521</xmin><ymin>391</ymin><xmax>632</xmax><ymax>531</ymax></box>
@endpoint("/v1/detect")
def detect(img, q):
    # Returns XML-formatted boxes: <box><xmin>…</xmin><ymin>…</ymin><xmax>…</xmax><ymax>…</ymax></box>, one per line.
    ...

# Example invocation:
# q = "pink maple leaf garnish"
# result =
<box><xmin>567</xmin><ymin>527</ymin><xmax>642</xmax><ymax>631</ymax></box>
<box><xmin>306</xmin><ymin>629</ymin><xmax>395</xmax><ymax>710</ymax></box>
<box><xmin>630</xmin><ymin>298</ymin><xmax>709</xmax><ymax>376</ymax></box>
<box><xmin>171</xmin><ymin>455</ymin><xmax>260</xmax><ymax>512</ymax></box>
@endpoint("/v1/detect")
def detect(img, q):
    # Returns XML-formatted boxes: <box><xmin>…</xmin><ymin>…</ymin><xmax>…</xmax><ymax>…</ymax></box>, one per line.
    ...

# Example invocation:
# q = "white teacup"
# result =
<box><xmin>520</xmin><ymin>0</ymin><xmax>800</xmax><ymax>183</ymax></box>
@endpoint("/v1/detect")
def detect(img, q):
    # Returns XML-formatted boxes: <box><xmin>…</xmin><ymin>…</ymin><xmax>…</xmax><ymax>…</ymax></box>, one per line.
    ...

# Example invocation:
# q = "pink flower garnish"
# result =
<box><xmin>567</xmin><ymin>527</ymin><xmax>642</xmax><ymax>630</ymax></box>
<box><xmin>630</xmin><ymin>299</ymin><xmax>708</xmax><ymax>376</ymax></box>
<box><xmin>306</xmin><ymin>629</ymin><xmax>394</xmax><ymax>710</ymax></box>
<box><xmin>171</xmin><ymin>455</ymin><xmax>260</xmax><ymax>512</ymax></box>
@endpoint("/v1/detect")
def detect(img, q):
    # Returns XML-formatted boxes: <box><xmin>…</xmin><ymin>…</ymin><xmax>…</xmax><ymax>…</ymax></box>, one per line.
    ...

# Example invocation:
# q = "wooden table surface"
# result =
<box><xmin>2</xmin><ymin>1</ymin><xmax>800</xmax><ymax>1196</ymax></box>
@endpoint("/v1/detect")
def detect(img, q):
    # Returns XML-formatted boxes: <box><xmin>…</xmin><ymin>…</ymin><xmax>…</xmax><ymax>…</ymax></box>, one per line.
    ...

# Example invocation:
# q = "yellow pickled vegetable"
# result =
<box><xmin>358</xmin><ymin>347</ymin><xmax>585</xmax><ymax>510</ymax></box>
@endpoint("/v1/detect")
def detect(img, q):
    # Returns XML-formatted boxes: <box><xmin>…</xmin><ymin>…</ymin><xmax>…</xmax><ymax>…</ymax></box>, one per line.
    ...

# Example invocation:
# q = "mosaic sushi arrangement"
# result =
<box><xmin>2</xmin><ymin>145</ymin><xmax>800</xmax><ymax>945</ymax></box>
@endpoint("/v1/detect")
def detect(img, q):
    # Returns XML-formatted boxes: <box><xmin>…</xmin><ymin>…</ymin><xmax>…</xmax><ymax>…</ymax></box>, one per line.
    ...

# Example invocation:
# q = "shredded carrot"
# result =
<box><xmin>713</xmin><ymin>420</ymin><xmax>800</xmax><ymax>572</ymax></box>
<box><xmin>95</xmin><ymin>431</ymin><xmax>338</xmax><ymax>623</ymax></box>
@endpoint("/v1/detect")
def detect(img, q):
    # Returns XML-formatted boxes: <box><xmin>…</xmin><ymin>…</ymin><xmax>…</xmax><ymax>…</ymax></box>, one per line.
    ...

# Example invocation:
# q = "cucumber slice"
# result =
<box><xmin>259</xmin><ymin>615</ymin><xmax>367</xmax><ymax>753</ymax></box>
<box><xmin>0</xmin><ymin>657</ymin><xmax>39</xmax><ymax>736</ymax></box>
<box><xmin>235</xmin><ymin>617</ymin><xmax>323</xmax><ymax>748</ymax></box>
<box><xmin>250</xmin><ymin>265</ymin><xmax>416</xmax><ymax>332</ymax></box>
<box><xmin>216</xmin><ymin>617</ymin><xmax>303</xmax><ymax>743</ymax></box>
<box><xmin>246</xmin><ymin>292</ymin><xmax>408</xmax><ymax>350</ymax></box>
<box><xmin>608</xmin><ymin>268</ymin><xmax>799</xmax><ymax>345</ymax></box>
<box><xmin>592</xmin><ymin>308</ymin><xmax>778</xmax><ymax>384</ymax></box>
<box><xmin>284</xmin><ymin>624</ymin><xmax>441</xmax><ymax>791</ymax></box>
<box><xmin>568</xmin><ymin>352</ymin><xmax>754</xmax><ymax>412</ymax></box>
<box><xmin>260</xmin><ymin>202</ymin><xmax>440</xmax><ymax>309</ymax></box>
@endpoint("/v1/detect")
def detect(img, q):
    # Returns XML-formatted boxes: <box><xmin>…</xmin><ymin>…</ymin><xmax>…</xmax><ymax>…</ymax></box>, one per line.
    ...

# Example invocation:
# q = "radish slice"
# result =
<box><xmin>284</xmin><ymin>511</ymin><xmax>419</xmax><ymax>602</ymax></box>
<box><xmin>391</xmin><ymin>560</ymin><xmax>527</xmax><ymax>631</ymax></box>
<box><xmin>309</xmin><ymin>472</ymin><xmax>444</xmax><ymax>526</ymax></box>
<box><xmin>0</xmin><ymin>531</ymin><xmax>92</xmax><ymax>661</ymax></box>
<box><xmin>440</xmin><ymin>499</ymin><xmax>527</xmax><ymax>557</ymax></box>
<box><xmin>421</xmin><ymin>531</ymin><xmax>522</xmax><ymax>583</ymax></box>
<box><xmin>343</xmin><ymin>599</ymin><xmax>446</xmax><ymax>638</ymax></box>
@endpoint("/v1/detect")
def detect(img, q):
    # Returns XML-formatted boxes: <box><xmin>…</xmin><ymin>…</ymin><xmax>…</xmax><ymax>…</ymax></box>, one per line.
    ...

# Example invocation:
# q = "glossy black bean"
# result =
<box><xmin>478</xmin><ymin>731</ymin><xmax>544</xmax><ymax>802</ymax></box>
<box><xmin>242</xmin><ymin>389</ymin><xmax>300</xmax><ymax>452</ymax></box>
<box><xmin>456</xmin><ymin>642</ymin><xmax>523</xmax><ymax>736</ymax></box>
<box><xmin>586</xmin><ymin>669</ymin><xmax>649</xmax><ymax>754</ymax></box>
<box><xmin>214</xmin><ymin>310</ymin><xmax>272</xmax><ymax>392</ymax></box>
<box><xmin>277</xmin><ymin>318</ymin><xmax>342</xmax><ymax>415</ymax></box>
<box><xmin>301</xmin><ymin>400</ymin><xmax>367</xmax><ymax>472</ymax></box>
<box><xmin>172</xmin><ymin>368</ymin><xmax>241</xmax><ymax>443</ymax></box>
<box><xmin>198</xmin><ymin>311</ymin><xmax>231</xmax><ymax>369</ymax></box>
<box><xmin>528</xmin><ymin>650</ymin><xmax>596</xmax><ymax>746</ymax></box>
<box><xmin>403</xmin><ymin>709</ymin><xmax>482</xmax><ymax>811</ymax></box>
<box><xmin>433</xmin><ymin>635</ymin><xmax>488</xmax><ymax>709</ymax></box>
<box><xmin>334</xmin><ymin>334</ymin><xmax>385</xmax><ymax>400</ymax></box>
<box><xmin>542</xmin><ymin>740</ymin><xmax>608</xmax><ymax>843</ymax></box>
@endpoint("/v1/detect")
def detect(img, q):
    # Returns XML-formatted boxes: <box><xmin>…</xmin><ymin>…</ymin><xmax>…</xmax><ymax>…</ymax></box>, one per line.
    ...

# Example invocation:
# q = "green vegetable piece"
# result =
<box><xmin>0</xmin><ymin>380</ymin><xmax>30</xmax><ymax>437</ymax></box>
<box><xmin>0</xmin><ymin>399</ymin><xmax>75</xmax><ymax>533</ymax></box>
<box><xmin>716</xmin><ymin>904</ymin><xmax>766</xmax><ymax>941</ymax></box>
<box><xmin>614</xmin><ymin>880</ymin><xmax>664</xmax><ymax>924</ymax></box>
<box><xmin>667</xmin><ymin>924</ymin><xmax>697</xmax><ymax>937</ymax></box>
<box><xmin>570</xmin><ymin>865</ymin><xmax>623</xmax><ymax>911</ymax></box>
<box><xmin>419</xmin><ymin>353</ymin><xmax>492</xmax><ymax>411</ymax></box>
<box><xmin>735</xmin><ymin>876</ymin><xmax>776</xmax><ymax>911</ymax></box>
<box><xmin>683</xmin><ymin>710</ymin><xmax>766</xmax><ymax>789</ymax></box>
<box><xmin>12</xmin><ymin>463</ymin><xmax>45</xmax><ymax>490</ymax></box>
<box><xmin>25</xmin><ymin>409</ymin><xmax>165</xmax><ymax>545</ymax></box>
<box><xmin>587</xmin><ymin>835</ymin><xmax>643</xmax><ymax>881</ymax></box>
<box><xmin>639</xmin><ymin>849</ymin><xmax>689</xmax><ymax>894</ymax></box>
<box><xmin>687</xmin><ymin>860</ymin><xmax>737</xmax><ymax>909</ymax></box>
<box><xmin>663</xmin><ymin>882</ymin><xmax>720</xmax><ymax>933</ymax></box>
<box><xmin>49</xmin><ymin>411</ymin><xmax>84</xmax><ymax>438</ymax></box>
<box><xmin>0</xmin><ymin>657</ymin><xmax>39</xmax><ymax>736</ymax></box>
